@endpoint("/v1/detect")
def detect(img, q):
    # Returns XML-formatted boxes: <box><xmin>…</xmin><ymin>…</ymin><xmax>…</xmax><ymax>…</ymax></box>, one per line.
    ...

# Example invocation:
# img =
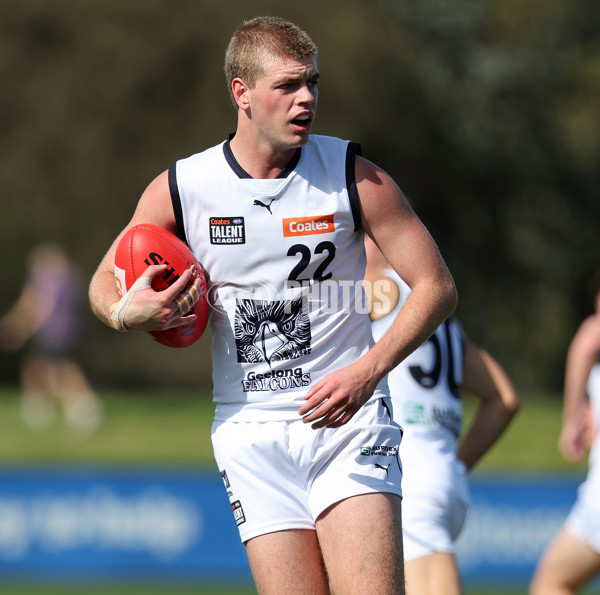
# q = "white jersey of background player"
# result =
<box><xmin>365</xmin><ymin>236</ymin><xmax>520</xmax><ymax>595</ymax></box>
<box><xmin>531</xmin><ymin>275</ymin><xmax>600</xmax><ymax>595</ymax></box>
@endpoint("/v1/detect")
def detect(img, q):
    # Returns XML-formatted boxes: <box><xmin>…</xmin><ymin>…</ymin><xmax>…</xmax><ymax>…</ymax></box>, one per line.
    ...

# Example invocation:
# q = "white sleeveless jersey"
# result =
<box><xmin>371</xmin><ymin>270</ymin><xmax>465</xmax><ymax>486</ymax></box>
<box><xmin>564</xmin><ymin>363</ymin><xmax>600</xmax><ymax>551</ymax></box>
<box><xmin>586</xmin><ymin>363</ymin><xmax>600</xmax><ymax>482</ymax></box>
<box><xmin>170</xmin><ymin>135</ymin><xmax>387</xmax><ymax>421</ymax></box>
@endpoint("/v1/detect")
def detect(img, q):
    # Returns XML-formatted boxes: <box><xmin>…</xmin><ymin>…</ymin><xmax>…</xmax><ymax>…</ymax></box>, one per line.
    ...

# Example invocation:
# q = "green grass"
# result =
<box><xmin>0</xmin><ymin>386</ymin><xmax>216</xmax><ymax>466</ymax></box>
<box><xmin>0</xmin><ymin>385</ymin><xmax>588</xmax><ymax>473</ymax></box>
<box><xmin>462</xmin><ymin>390</ymin><xmax>588</xmax><ymax>474</ymax></box>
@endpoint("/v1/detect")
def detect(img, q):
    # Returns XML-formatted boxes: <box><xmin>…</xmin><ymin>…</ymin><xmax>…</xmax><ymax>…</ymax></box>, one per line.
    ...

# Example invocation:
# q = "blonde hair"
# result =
<box><xmin>225</xmin><ymin>16</ymin><xmax>318</xmax><ymax>108</ymax></box>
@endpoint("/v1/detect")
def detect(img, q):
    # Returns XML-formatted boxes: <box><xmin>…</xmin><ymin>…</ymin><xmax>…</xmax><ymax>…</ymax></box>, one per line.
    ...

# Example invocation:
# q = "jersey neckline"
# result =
<box><xmin>223</xmin><ymin>133</ymin><xmax>302</xmax><ymax>179</ymax></box>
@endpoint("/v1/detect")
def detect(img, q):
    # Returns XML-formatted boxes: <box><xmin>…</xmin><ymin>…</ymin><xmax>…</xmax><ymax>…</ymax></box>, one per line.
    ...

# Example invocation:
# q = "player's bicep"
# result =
<box><xmin>128</xmin><ymin>170</ymin><xmax>177</xmax><ymax>233</ymax></box>
<box><xmin>102</xmin><ymin>171</ymin><xmax>176</xmax><ymax>269</ymax></box>
<box><xmin>356</xmin><ymin>157</ymin><xmax>414</xmax><ymax>237</ymax></box>
<box><xmin>93</xmin><ymin>171</ymin><xmax>175</xmax><ymax>281</ymax></box>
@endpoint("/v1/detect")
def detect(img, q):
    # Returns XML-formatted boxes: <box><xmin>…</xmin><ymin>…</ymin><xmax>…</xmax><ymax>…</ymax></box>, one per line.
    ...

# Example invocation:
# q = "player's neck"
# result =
<box><xmin>229</xmin><ymin>129</ymin><xmax>300</xmax><ymax>179</ymax></box>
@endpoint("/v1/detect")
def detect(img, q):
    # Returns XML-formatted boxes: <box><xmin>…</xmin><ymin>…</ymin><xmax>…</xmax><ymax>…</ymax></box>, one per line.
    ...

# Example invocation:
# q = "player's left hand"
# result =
<box><xmin>111</xmin><ymin>265</ymin><xmax>202</xmax><ymax>332</ymax></box>
<box><xmin>298</xmin><ymin>362</ymin><xmax>380</xmax><ymax>429</ymax></box>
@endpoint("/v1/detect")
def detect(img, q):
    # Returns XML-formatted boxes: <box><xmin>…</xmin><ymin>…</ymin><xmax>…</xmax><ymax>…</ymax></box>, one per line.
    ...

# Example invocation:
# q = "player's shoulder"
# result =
<box><xmin>308</xmin><ymin>133</ymin><xmax>350</xmax><ymax>144</ymax></box>
<box><xmin>301</xmin><ymin>135</ymin><xmax>359</xmax><ymax>175</ymax></box>
<box><xmin>306</xmin><ymin>134</ymin><xmax>356</xmax><ymax>153</ymax></box>
<box><xmin>175</xmin><ymin>139</ymin><xmax>227</xmax><ymax>167</ymax></box>
<box><xmin>141</xmin><ymin>170</ymin><xmax>170</xmax><ymax>201</ymax></box>
<box><xmin>354</xmin><ymin>153</ymin><xmax>399</xmax><ymax>211</ymax></box>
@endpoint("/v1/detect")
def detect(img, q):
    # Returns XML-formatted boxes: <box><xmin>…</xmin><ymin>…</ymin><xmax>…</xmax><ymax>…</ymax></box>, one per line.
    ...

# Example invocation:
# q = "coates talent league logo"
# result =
<box><xmin>209</xmin><ymin>216</ymin><xmax>245</xmax><ymax>245</ymax></box>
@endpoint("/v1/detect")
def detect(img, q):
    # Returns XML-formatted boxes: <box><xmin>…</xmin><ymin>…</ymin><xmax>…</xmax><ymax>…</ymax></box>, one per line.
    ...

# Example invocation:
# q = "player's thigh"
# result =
<box><xmin>316</xmin><ymin>492</ymin><xmax>404</xmax><ymax>594</ymax></box>
<box><xmin>530</xmin><ymin>527</ymin><xmax>600</xmax><ymax>594</ymax></box>
<box><xmin>405</xmin><ymin>552</ymin><xmax>461</xmax><ymax>595</ymax></box>
<box><xmin>245</xmin><ymin>528</ymin><xmax>328</xmax><ymax>595</ymax></box>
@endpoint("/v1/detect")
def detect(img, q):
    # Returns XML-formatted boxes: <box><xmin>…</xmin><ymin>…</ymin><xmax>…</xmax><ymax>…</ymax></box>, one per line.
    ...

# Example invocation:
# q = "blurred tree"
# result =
<box><xmin>0</xmin><ymin>0</ymin><xmax>597</xmax><ymax>392</ymax></box>
<box><xmin>360</xmin><ymin>0</ymin><xmax>600</xmax><ymax>390</ymax></box>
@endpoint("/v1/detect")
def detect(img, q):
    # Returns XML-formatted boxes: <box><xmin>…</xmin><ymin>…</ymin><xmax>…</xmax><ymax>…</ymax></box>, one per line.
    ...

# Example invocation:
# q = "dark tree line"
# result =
<box><xmin>1</xmin><ymin>0</ymin><xmax>598</xmax><ymax>393</ymax></box>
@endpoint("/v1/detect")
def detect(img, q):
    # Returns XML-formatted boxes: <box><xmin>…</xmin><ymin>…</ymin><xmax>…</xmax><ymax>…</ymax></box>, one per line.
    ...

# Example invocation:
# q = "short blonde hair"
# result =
<box><xmin>225</xmin><ymin>16</ymin><xmax>318</xmax><ymax>108</ymax></box>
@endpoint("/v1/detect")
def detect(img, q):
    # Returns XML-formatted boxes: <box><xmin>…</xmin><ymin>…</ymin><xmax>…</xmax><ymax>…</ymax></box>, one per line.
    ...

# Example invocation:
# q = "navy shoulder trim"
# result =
<box><xmin>345</xmin><ymin>142</ymin><xmax>362</xmax><ymax>231</ymax></box>
<box><xmin>168</xmin><ymin>164</ymin><xmax>188</xmax><ymax>244</ymax></box>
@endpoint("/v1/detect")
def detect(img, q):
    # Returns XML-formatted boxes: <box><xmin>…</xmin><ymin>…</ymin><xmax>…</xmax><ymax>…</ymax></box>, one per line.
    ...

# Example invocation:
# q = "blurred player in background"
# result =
<box><xmin>364</xmin><ymin>236</ymin><xmax>520</xmax><ymax>595</ymax></box>
<box><xmin>530</xmin><ymin>270</ymin><xmax>600</xmax><ymax>595</ymax></box>
<box><xmin>88</xmin><ymin>15</ymin><xmax>458</xmax><ymax>595</ymax></box>
<box><xmin>0</xmin><ymin>243</ymin><xmax>102</xmax><ymax>432</ymax></box>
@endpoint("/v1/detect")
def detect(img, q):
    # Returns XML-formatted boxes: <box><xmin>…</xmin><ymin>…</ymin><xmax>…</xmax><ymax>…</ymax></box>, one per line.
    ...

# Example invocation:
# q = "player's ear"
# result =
<box><xmin>232</xmin><ymin>78</ymin><xmax>250</xmax><ymax>111</ymax></box>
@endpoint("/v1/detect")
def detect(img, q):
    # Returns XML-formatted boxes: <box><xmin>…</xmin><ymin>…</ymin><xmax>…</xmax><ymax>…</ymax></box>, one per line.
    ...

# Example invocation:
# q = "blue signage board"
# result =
<box><xmin>0</xmin><ymin>467</ymin><xmax>595</xmax><ymax>590</ymax></box>
<box><xmin>0</xmin><ymin>467</ymin><xmax>250</xmax><ymax>582</ymax></box>
<box><xmin>457</xmin><ymin>472</ymin><xmax>586</xmax><ymax>588</ymax></box>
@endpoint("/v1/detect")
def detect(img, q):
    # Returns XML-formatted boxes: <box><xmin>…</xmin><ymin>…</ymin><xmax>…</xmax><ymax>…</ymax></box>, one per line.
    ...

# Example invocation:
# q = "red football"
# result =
<box><xmin>114</xmin><ymin>223</ymin><xmax>209</xmax><ymax>348</ymax></box>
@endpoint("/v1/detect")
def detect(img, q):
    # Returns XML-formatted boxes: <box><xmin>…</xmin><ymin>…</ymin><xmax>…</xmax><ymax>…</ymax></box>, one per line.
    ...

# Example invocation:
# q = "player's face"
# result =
<box><xmin>247</xmin><ymin>55</ymin><xmax>319</xmax><ymax>150</ymax></box>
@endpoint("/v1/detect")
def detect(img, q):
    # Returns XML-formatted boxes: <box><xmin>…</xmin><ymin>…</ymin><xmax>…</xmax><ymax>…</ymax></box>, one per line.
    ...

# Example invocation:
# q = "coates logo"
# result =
<box><xmin>282</xmin><ymin>214</ymin><xmax>335</xmax><ymax>237</ymax></box>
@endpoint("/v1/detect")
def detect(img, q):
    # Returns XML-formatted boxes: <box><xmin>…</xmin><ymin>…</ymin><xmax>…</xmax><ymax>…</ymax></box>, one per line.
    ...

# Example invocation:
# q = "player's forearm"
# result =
<box><xmin>368</xmin><ymin>276</ymin><xmax>457</xmax><ymax>377</ymax></box>
<box><xmin>457</xmin><ymin>397</ymin><xmax>518</xmax><ymax>470</ymax></box>
<box><xmin>459</xmin><ymin>346</ymin><xmax>520</xmax><ymax>469</ymax></box>
<box><xmin>89</xmin><ymin>267</ymin><xmax>120</xmax><ymax>327</ymax></box>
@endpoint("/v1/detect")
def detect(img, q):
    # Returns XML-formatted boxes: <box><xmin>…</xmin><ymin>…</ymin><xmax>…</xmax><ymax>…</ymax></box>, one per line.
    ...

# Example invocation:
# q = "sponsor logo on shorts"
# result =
<box><xmin>282</xmin><ymin>214</ymin><xmax>335</xmax><ymax>237</ymax></box>
<box><xmin>360</xmin><ymin>445</ymin><xmax>398</xmax><ymax>457</ymax></box>
<box><xmin>375</xmin><ymin>463</ymin><xmax>390</xmax><ymax>475</ymax></box>
<box><xmin>232</xmin><ymin>500</ymin><xmax>246</xmax><ymax>526</ymax></box>
<box><xmin>210</xmin><ymin>216</ymin><xmax>245</xmax><ymax>244</ymax></box>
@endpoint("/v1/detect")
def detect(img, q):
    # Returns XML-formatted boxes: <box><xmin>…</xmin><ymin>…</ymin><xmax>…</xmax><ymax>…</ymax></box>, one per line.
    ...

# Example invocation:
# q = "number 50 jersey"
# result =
<box><xmin>169</xmin><ymin>135</ymin><xmax>388</xmax><ymax>422</ymax></box>
<box><xmin>371</xmin><ymin>270</ymin><xmax>465</xmax><ymax>486</ymax></box>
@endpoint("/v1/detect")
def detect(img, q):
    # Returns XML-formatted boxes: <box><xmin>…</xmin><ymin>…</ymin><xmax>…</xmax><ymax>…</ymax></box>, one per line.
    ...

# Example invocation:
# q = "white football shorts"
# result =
<box><xmin>565</xmin><ymin>476</ymin><xmax>600</xmax><ymax>553</ymax></box>
<box><xmin>211</xmin><ymin>397</ymin><xmax>403</xmax><ymax>543</ymax></box>
<box><xmin>401</xmin><ymin>459</ymin><xmax>470</xmax><ymax>561</ymax></box>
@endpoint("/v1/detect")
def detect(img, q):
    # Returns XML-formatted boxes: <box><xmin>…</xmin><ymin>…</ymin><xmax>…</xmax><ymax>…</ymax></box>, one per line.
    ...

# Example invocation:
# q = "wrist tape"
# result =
<box><xmin>109</xmin><ymin>276</ymin><xmax>153</xmax><ymax>332</ymax></box>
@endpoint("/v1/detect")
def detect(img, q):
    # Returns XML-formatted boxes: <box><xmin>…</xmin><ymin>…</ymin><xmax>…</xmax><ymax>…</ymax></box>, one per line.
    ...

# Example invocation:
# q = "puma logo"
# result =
<box><xmin>253</xmin><ymin>198</ymin><xmax>275</xmax><ymax>214</ymax></box>
<box><xmin>375</xmin><ymin>463</ymin><xmax>390</xmax><ymax>475</ymax></box>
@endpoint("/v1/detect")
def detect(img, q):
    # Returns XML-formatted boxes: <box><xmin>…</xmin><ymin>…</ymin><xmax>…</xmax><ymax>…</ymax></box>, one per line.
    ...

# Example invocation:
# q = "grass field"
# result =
<box><xmin>0</xmin><ymin>385</ymin><xmax>594</xmax><ymax>594</ymax></box>
<box><xmin>0</xmin><ymin>385</ymin><xmax>588</xmax><ymax>473</ymax></box>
